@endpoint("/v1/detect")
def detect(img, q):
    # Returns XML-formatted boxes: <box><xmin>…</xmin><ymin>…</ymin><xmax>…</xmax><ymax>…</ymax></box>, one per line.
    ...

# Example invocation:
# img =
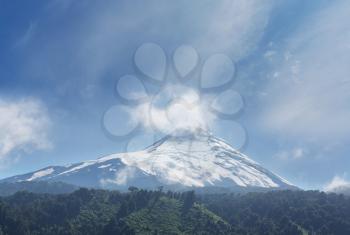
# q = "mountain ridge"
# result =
<box><xmin>0</xmin><ymin>130</ymin><xmax>297</xmax><ymax>192</ymax></box>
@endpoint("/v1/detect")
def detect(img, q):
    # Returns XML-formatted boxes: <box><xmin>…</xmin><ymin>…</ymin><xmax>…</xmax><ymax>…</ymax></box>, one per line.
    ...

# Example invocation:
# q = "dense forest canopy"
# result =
<box><xmin>0</xmin><ymin>187</ymin><xmax>349</xmax><ymax>235</ymax></box>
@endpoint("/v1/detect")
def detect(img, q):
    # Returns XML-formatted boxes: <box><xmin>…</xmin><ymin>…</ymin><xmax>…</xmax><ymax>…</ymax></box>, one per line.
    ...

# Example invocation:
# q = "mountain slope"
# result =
<box><xmin>112</xmin><ymin>196</ymin><xmax>231</xmax><ymax>234</ymax></box>
<box><xmin>1</xmin><ymin>189</ymin><xmax>350</xmax><ymax>234</ymax></box>
<box><xmin>0</xmin><ymin>181</ymin><xmax>78</xmax><ymax>196</ymax></box>
<box><xmin>0</xmin><ymin>189</ymin><xmax>232</xmax><ymax>234</ymax></box>
<box><xmin>0</xmin><ymin>130</ymin><xmax>296</xmax><ymax>192</ymax></box>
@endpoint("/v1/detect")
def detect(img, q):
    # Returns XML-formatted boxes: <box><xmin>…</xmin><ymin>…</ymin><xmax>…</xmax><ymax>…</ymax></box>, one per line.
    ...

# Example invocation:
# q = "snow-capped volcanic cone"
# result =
<box><xmin>1</xmin><ymin>130</ymin><xmax>296</xmax><ymax>192</ymax></box>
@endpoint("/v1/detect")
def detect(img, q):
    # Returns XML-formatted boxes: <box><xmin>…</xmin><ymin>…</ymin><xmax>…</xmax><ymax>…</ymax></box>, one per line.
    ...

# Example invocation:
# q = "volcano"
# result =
<box><xmin>1</xmin><ymin>130</ymin><xmax>296</xmax><ymax>192</ymax></box>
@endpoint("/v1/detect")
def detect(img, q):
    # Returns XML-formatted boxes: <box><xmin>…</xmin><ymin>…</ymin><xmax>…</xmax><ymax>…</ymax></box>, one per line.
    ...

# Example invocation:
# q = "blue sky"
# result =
<box><xmin>0</xmin><ymin>0</ymin><xmax>350</xmax><ymax>190</ymax></box>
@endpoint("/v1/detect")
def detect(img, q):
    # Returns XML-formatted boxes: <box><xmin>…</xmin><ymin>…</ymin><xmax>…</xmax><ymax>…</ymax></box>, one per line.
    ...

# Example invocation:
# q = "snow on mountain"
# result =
<box><xmin>26</xmin><ymin>168</ymin><xmax>55</xmax><ymax>181</ymax></box>
<box><xmin>0</xmin><ymin>130</ymin><xmax>296</xmax><ymax>192</ymax></box>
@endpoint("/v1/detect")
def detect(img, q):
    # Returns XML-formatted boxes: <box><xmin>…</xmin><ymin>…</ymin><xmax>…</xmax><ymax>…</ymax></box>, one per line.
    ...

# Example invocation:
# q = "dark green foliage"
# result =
<box><xmin>0</xmin><ymin>188</ymin><xmax>230</xmax><ymax>234</ymax></box>
<box><xmin>200</xmin><ymin>190</ymin><xmax>350</xmax><ymax>235</ymax></box>
<box><xmin>0</xmin><ymin>189</ymin><xmax>349</xmax><ymax>234</ymax></box>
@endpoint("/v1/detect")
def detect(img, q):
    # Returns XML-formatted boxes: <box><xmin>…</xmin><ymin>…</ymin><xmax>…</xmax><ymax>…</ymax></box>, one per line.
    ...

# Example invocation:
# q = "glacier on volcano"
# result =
<box><xmin>1</xmin><ymin>129</ymin><xmax>296</xmax><ymax>192</ymax></box>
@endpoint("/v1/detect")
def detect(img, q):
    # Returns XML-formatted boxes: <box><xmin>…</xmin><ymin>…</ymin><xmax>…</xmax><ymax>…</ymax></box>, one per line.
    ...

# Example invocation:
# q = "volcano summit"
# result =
<box><xmin>1</xmin><ymin>130</ymin><xmax>296</xmax><ymax>192</ymax></box>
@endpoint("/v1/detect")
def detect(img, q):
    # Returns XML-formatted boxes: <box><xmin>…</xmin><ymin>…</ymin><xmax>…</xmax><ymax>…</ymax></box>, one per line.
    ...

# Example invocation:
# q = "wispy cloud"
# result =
<box><xmin>100</xmin><ymin>166</ymin><xmax>136</xmax><ymax>186</ymax></box>
<box><xmin>0</xmin><ymin>98</ymin><xmax>52</xmax><ymax>164</ymax></box>
<box><xmin>260</xmin><ymin>1</ymin><xmax>350</xmax><ymax>143</ymax></box>
<box><xmin>20</xmin><ymin>0</ymin><xmax>276</xmax><ymax>98</ymax></box>
<box><xmin>275</xmin><ymin>147</ymin><xmax>306</xmax><ymax>160</ymax></box>
<box><xmin>14</xmin><ymin>21</ymin><xmax>37</xmax><ymax>48</ymax></box>
<box><xmin>198</xmin><ymin>0</ymin><xmax>274</xmax><ymax>59</ymax></box>
<box><xmin>324</xmin><ymin>175</ymin><xmax>350</xmax><ymax>195</ymax></box>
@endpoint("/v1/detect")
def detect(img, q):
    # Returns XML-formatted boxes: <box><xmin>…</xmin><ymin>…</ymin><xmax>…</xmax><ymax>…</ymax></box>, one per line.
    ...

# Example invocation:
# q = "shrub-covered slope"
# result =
<box><xmin>0</xmin><ymin>188</ymin><xmax>350</xmax><ymax>234</ymax></box>
<box><xmin>0</xmin><ymin>189</ymin><xmax>229</xmax><ymax>235</ymax></box>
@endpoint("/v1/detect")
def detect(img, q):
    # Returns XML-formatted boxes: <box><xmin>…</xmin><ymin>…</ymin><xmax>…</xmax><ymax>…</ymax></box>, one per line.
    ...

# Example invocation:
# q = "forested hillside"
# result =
<box><xmin>0</xmin><ymin>188</ymin><xmax>349</xmax><ymax>234</ymax></box>
<box><xmin>201</xmin><ymin>190</ymin><xmax>350</xmax><ymax>235</ymax></box>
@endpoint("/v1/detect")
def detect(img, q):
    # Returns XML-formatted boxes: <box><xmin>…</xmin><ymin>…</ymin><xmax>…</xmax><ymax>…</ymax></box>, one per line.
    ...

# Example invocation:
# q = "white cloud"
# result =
<box><xmin>0</xmin><ymin>98</ymin><xmax>52</xmax><ymax>162</ymax></box>
<box><xmin>100</xmin><ymin>166</ymin><xmax>136</xmax><ymax>186</ymax></box>
<box><xmin>260</xmin><ymin>1</ymin><xmax>350</xmax><ymax>143</ymax></box>
<box><xmin>128</xmin><ymin>85</ymin><xmax>216</xmax><ymax>134</ymax></box>
<box><xmin>275</xmin><ymin>147</ymin><xmax>306</xmax><ymax>160</ymax></box>
<box><xmin>199</xmin><ymin>0</ymin><xmax>274</xmax><ymax>59</ymax></box>
<box><xmin>324</xmin><ymin>175</ymin><xmax>350</xmax><ymax>195</ymax></box>
<box><xmin>78</xmin><ymin>0</ymin><xmax>275</xmax><ymax>84</ymax></box>
<box><xmin>292</xmin><ymin>148</ymin><xmax>304</xmax><ymax>159</ymax></box>
<box><xmin>22</xmin><ymin>1</ymin><xmax>276</xmax><ymax>98</ymax></box>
